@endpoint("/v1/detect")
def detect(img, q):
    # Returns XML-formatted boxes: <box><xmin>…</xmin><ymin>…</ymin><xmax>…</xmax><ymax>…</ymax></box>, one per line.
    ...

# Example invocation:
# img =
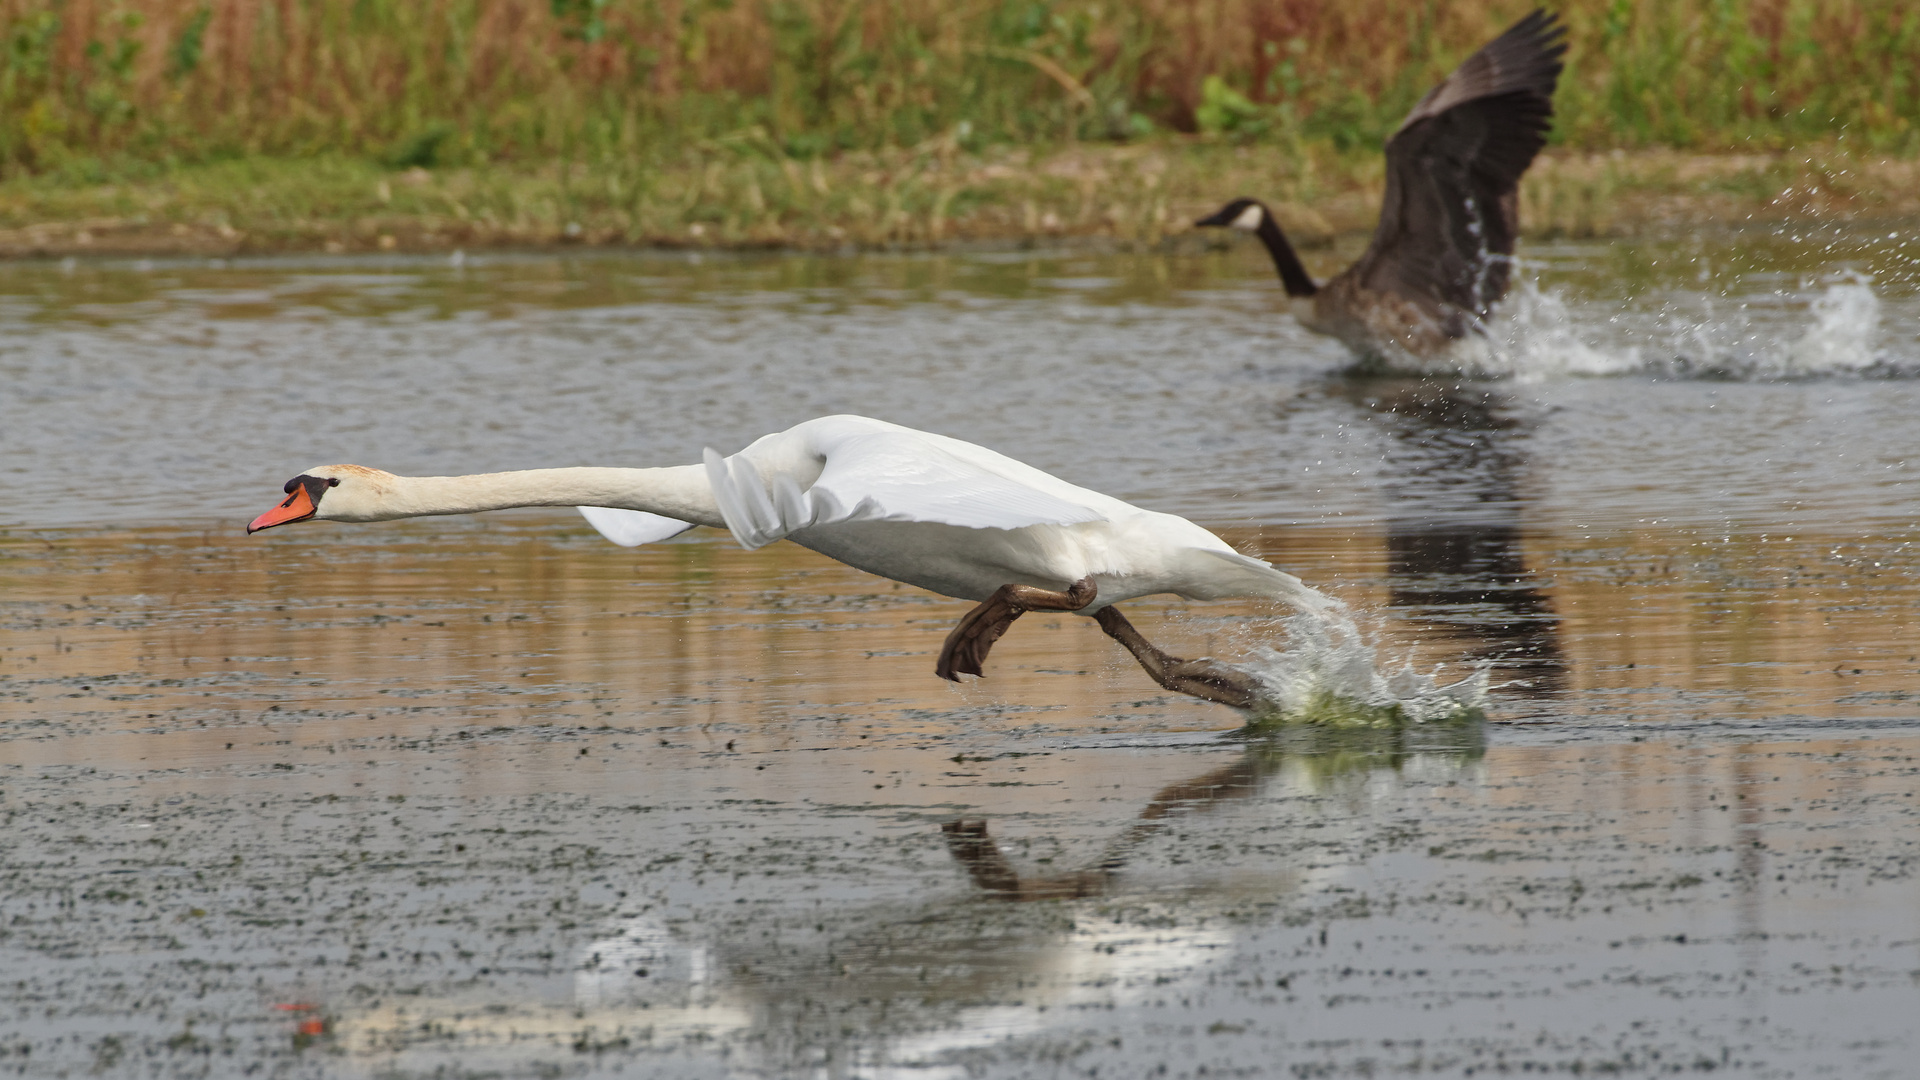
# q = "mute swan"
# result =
<box><xmin>248</xmin><ymin>415</ymin><xmax>1333</xmax><ymax>708</ymax></box>
<box><xmin>1195</xmin><ymin>9</ymin><xmax>1566</xmax><ymax>362</ymax></box>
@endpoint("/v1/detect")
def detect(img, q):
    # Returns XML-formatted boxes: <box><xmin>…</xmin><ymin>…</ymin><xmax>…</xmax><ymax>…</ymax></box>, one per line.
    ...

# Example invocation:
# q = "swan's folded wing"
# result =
<box><xmin>703</xmin><ymin>431</ymin><xmax>1106</xmax><ymax>551</ymax></box>
<box><xmin>576</xmin><ymin>506</ymin><xmax>696</xmax><ymax>547</ymax></box>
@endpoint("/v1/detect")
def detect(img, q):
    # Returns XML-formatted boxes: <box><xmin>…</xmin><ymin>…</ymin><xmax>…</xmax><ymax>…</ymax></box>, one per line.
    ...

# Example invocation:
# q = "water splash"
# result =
<box><xmin>1234</xmin><ymin>608</ymin><xmax>1488</xmax><ymax>727</ymax></box>
<box><xmin>1482</xmin><ymin>276</ymin><xmax>1644</xmax><ymax>379</ymax></box>
<box><xmin>1652</xmin><ymin>271</ymin><xmax>1890</xmax><ymax>379</ymax></box>
<box><xmin>1784</xmin><ymin>274</ymin><xmax>1882</xmax><ymax>375</ymax></box>
<box><xmin>1341</xmin><ymin>276</ymin><xmax>1640</xmax><ymax>380</ymax></box>
<box><xmin>1349</xmin><ymin>270</ymin><xmax>1904</xmax><ymax>382</ymax></box>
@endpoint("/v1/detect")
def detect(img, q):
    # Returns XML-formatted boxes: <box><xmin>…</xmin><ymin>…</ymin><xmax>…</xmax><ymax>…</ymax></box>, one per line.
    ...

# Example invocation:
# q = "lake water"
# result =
<box><xmin>1</xmin><ymin>227</ymin><xmax>1916</xmax><ymax>1077</ymax></box>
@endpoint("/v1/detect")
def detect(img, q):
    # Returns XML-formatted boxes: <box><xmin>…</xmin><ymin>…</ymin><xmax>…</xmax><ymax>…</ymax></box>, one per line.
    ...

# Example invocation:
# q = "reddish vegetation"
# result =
<box><xmin>0</xmin><ymin>0</ymin><xmax>1908</xmax><ymax>173</ymax></box>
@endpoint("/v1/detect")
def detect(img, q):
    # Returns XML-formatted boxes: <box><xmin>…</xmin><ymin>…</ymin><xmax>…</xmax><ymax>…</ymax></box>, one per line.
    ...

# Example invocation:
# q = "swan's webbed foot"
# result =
<box><xmin>1094</xmin><ymin>606</ymin><xmax>1261</xmax><ymax>709</ymax></box>
<box><xmin>936</xmin><ymin>576</ymin><xmax>1096</xmax><ymax>681</ymax></box>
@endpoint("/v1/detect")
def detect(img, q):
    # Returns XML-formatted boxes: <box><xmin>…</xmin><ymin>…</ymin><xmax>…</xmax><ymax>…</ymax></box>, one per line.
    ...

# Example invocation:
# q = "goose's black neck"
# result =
<box><xmin>1253</xmin><ymin>214</ymin><xmax>1319</xmax><ymax>298</ymax></box>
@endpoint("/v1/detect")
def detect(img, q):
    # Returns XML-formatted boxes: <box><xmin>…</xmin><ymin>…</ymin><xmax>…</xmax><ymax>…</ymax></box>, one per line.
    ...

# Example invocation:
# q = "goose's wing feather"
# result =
<box><xmin>705</xmin><ymin>424</ymin><xmax>1109</xmax><ymax>551</ymax></box>
<box><xmin>1353</xmin><ymin>9</ymin><xmax>1565</xmax><ymax>320</ymax></box>
<box><xmin>576</xmin><ymin>506</ymin><xmax>696</xmax><ymax>547</ymax></box>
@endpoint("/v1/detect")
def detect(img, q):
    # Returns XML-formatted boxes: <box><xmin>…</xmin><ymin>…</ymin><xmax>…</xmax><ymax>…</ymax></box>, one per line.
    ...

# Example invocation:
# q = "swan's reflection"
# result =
<box><xmin>337</xmin><ymin>729</ymin><xmax>1482</xmax><ymax>1075</ymax></box>
<box><xmin>944</xmin><ymin>725</ymin><xmax>1485</xmax><ymax>902</ymax></box>
<box><xmin>1330</xmin><ymin>379</ymin><xmax>1566</xmax><ymax>697</ymax></box>
<box><xmin>938</xmin><ymin>753</ymin><xmax>1276</xmax><ymax>902</ymax></box>
<box><xmin>567</xmin><ymin>729</ymin><xmax>1485</xmax><ymax>1075</ymax></box>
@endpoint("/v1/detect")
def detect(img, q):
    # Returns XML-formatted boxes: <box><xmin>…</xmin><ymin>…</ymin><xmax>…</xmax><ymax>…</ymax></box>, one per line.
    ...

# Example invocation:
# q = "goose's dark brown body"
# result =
<box><xmin>1199</xmin><ymin>10</ymin><xmax>1567</xmax><ymax>363</ymax></box>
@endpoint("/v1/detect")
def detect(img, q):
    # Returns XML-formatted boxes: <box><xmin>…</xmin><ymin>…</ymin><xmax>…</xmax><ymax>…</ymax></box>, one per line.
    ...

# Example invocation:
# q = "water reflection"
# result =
<box><xmin>5</xmin><ymin>519</ymin><xmax>1915</xmax><ymax>1075</ymax></box>
<box><xmin>9</xmin><ymin>240</ymin><xmax>1919</xmax><ymax>538</ymax></box>
<box><xmin>544</xmin><ymin>728</ymin><xmax>1488</xmax><ymax>1076</ymax></box>
<box><xmin>945</xmin><ymin>725</ymin><xmax>1487</xmax><ymax>902</ymax></box>
<box><xmin>9</xmin><ymin>235</ymin><xmax>1920</xmax><ymax>1078</ymax></box>
<box><xmin>1317</xmin><ymin>379</ymin><xmax>1567</xmax><ymax>697</ymax></box>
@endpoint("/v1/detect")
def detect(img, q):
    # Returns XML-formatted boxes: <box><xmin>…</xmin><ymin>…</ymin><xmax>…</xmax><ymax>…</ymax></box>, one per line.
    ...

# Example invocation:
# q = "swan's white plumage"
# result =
<box><xmin>700</xmin><ymin>421</ymin><xmax>1106</xmax><ymax>550</ymax></box>
<box><xmin>576</xmin><ymin>506</ymin><xmax>694</xmax><ymax>547</ymax></box>
<box><xmin>287</xmin><ymin>415</ymin><xmax>1332</xmax><ymax>616</ymax></box>
<box><xmin>584</xmin><ymin>416</ymin><xmax>1332</xmax><ymax>615</ymax></box>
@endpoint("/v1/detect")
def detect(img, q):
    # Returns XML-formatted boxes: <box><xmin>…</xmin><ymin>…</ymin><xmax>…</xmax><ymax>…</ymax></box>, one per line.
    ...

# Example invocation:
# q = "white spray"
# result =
<box><xmin>1232</xmin><ymin>607</ymin><xmax>1489</xmax><ymax>726</ymax></box>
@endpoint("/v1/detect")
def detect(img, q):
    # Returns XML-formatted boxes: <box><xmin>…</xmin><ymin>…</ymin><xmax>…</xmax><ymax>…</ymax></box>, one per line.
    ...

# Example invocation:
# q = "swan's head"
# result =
<box><xmin>247</xmin><ymin>465</ymin><xmax>399</xmax><ymax>533</ymax></box>
<box><xmin>1194</xmin><ymin>198</ymin><xmax>1266</xmax><ymax>232</ymax></box>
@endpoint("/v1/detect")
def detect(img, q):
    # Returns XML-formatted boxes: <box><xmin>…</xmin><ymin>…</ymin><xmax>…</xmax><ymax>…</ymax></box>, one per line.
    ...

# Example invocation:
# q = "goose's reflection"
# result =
<box><xmin>1331</xmin><ymin>379</ymin><xmax>1566</xmax><ymax>697</ymax></box>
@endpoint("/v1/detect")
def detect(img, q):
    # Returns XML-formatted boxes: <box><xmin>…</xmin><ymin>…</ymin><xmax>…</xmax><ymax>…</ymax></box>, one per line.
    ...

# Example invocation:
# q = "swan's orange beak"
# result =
<box><xmin>248</xmin><ymin>485</ymin><xmax>317</xmax><ymax>534</ymax></box>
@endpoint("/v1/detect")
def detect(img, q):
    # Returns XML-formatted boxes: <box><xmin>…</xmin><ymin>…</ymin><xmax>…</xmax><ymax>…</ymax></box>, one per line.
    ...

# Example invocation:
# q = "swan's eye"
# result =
<box><xmin>328</xmin><ymin>478</ymin><xmax>340</xmax><ymax>487</ymax></box>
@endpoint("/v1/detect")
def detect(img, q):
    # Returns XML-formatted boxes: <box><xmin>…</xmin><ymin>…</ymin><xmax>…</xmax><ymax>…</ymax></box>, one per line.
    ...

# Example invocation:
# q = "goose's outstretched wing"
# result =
<box><xmin>576</xmin><ymin>506</ymin><xmax>695</xmax><ymax>547</ymax></box>
<box><xmin>1353</xmin><ymin>9</ymin><xmax>1565</xmax><ymax>320</ymax></box>
<box><xmin>704</xmin><ymin>425</ymin><xmax>1108</xmax><ymax>551</ymax></box>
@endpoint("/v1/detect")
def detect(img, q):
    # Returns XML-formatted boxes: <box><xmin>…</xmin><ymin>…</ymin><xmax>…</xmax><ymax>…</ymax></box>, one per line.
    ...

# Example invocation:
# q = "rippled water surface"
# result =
<box><xmin>2</xmin><ymin>230</ymin><xmax>1917</xmax><ymax>1078</ymax></box>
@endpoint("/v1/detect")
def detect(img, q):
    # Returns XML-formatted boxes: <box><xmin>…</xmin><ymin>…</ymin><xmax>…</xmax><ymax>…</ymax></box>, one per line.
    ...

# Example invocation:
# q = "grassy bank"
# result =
<box><xmin>2</xmin><ymin>0</ymin><xmax>1913</xmax><ymax>181</ymax></box>
<box><xmin>0</xmin><ymin>140</ymin><xmax>1910</xmax><ymax>259</ymax></box>
<box><xmin>3</xmin><ymin>0</ymin><xmax>1907</xmax><ymax>257</ymax></box>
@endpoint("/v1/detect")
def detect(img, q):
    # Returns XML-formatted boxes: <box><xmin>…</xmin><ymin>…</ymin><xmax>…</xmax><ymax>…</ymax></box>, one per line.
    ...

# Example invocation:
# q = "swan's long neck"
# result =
<box><xmin>341</xmin><ymin>465</ymin><xmax>725</xmax><ymax>528</ymax></box>
<box><xmin>1254</xmin><ymin>214</ymin><xmax>1319</xmax><ymax>299</ymax></box>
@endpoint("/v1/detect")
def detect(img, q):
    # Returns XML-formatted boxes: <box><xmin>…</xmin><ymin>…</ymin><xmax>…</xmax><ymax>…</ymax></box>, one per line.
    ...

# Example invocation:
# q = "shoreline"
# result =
<box><xmin>0</xmin><ymin>142</ymin><xmax>1910</xmax><ymax>262</ymax></box>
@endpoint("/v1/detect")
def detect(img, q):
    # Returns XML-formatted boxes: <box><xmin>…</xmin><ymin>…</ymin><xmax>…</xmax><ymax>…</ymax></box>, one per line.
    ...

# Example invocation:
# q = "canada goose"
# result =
<box><xmin>1196</xmin><ymin>9</ymin><xmax>1566</xmax><ymax>363</ymax></box>
<box><xmin>248</xmin><ymin>414</ymin><xmax>1334</xmax><ymax>708</ymax></box>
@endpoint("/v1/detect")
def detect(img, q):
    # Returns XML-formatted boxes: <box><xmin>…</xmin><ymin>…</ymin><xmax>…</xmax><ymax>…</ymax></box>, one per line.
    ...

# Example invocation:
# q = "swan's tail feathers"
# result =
<box><xmin>1186</xmin><ymin>549</ymin><xmax>1342</xmax><ymax>614</ymax></box>
<box><xmin>576</xmin><ymin>506</ymin><xmax>695</xmax><ymax>547</ymax></box>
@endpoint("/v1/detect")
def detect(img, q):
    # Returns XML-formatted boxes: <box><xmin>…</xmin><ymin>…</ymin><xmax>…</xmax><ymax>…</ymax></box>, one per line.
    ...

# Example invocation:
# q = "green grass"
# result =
<box><xmin>0</xmin><ymin>0</ymin><xmax>1911</xmax><ymax>186</ymax></box>
<box><xmin>0</xmin><ymin>1</ymin><xmax>1906</xmax><ymax>254</ymax></box>
<box><xmin>0</xmin><ymin>139</ymin><xmax>1907</xmax><ymax>258</ymax></box>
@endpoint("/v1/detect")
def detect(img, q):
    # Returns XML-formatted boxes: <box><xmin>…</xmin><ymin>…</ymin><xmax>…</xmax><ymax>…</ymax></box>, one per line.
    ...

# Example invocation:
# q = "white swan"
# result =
<box><xmin>247</xmin><ymin>415</ymin><xmax>1333</xmax><ymax>707</ymax></box>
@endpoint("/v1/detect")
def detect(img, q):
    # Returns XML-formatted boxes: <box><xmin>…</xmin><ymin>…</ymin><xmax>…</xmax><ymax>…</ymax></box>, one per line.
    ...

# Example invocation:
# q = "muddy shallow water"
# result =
<box><xmin>1</xmin><ymin>229</ymin><xmax>1918</xmax><ymax>1078</ymax></box>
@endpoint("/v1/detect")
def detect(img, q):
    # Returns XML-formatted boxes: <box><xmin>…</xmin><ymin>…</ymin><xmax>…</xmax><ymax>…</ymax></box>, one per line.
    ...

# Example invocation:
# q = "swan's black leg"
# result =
<box><xmin>936</xmin><ymin>576</ymin><xmax>1096</xmax><ymax>681</ymax></box>
<box><xmin>1094</xmin><ymin>606</ymin><xmax>1261</xmax><ymax>709</ymax></box>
